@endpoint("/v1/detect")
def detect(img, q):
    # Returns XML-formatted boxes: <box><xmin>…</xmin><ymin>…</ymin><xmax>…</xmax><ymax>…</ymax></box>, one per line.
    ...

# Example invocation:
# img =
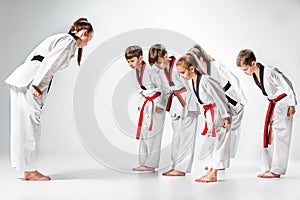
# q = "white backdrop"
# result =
<box><xmin>1</xmin><ymin>0</ymin><xmax>299</xmax><ymax>163</ymax></box>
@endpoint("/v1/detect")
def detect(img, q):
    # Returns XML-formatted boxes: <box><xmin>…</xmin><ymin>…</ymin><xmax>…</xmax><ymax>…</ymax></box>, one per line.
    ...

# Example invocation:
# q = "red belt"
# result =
<box><xmin>202</xmin><ymin>103</ymin><xmax>216</xmax><ymax>137</ymax></box>
<box><xmin>136</xmin><ymin>92</ymin><xmax>161</xmax><ymax>140</ymax></box>
<box><xmin>166</xmin><ymin>87</ymin><xmax>187</xmax><ymax>112</ymax></box>
<box><xmin>263</xmin><ymin>93</ymin><xmax>287</xmax><ymax>148</ymax></box>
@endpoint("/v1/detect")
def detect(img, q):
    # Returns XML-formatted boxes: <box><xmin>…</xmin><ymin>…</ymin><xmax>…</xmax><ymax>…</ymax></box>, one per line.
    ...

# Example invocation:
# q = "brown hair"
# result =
<box><xmin>68</xmin><ymin>17</ymin><xmax>94</xmax><ymax>66</ymax></box>
<box><xmin>189</xmin><ymin>44</ymin><xmax>215</xmax><ymax>63</ymax></box>
<box><xmin>148</xmin><ymin>44</ymin><xmax>168</xmax><ymax>66</ymax></box>
<box><xmin>125</xmin><ymin>46</ymin><xmax>143</xmax><ymax>60</ymax></box>
<box><xmin>236</xmin><ymin>49</ymin><xmax>256</xmax><ymax>67</ymax></box>
<box><xmin>176</xmin><ymin>51</ymin><xmax>206</xmax><ymax>75</ymax></box>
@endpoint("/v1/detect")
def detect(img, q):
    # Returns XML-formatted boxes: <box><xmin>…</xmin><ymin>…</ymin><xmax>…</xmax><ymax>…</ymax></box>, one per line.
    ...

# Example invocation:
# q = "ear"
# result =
<box><xmin>189</xmin><ymin>66</ymin><xmax>195</xmax><ymax>72</ymax></box>
<box><xmin>139</xmin><ymin>55</ymin><xmax>143</xmax><ymax>62</ymax></box>
<box><xmin>251</xmin><ymin>61</ymin><xmax>256</xmax><ymax>67</ymax></box>
<box><xmin>76</xmin><ymin>29</ymin><xmax>88</xmax><ymax>38</ymax></box>
<box><xmin>81</xmin><ymin>29</ymin><xmax>88</xmax><ymax>36</ymax></box>
<box><xmin>164</xmin><ymin>53</ymin><xmax>168</xmax><ymax>59</ymax></box>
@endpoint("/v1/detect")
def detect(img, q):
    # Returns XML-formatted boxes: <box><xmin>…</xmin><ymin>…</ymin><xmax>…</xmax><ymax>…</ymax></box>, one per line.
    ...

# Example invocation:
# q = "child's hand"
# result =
<box><xmin>187</xmin><ymin>111</ymin><xmax>197</xmax><ymax>117</ymax></box>
<box><xmin>287</xmin><ymin>106</ymin><xmax>295</xmax><ymax>117</ymax></box>
<box><xmin>223</xmin><ymin>117</ymin><xmax>231</xmax><ymax>128</ymax></box>
<box><xmin>32</xmin><ymin>85</ymin><xmax>42</xmax><ymax>98</ymax></box>
<box><xmin>155</xmin><ymin>107</ymin><xmax>164</xmax><ymax>113</ymax></box>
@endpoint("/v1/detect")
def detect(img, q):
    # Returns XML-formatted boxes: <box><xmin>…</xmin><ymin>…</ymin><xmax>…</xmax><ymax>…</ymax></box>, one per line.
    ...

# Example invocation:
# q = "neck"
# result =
<box><xmin>253</xmin><ymin>63</ymin><xmax>260</xmax><ymax>77</ymax></box>
<box><xmin>136</xmin><ymin>61</ymin><xmax>143</xmax><ymax>71</ymax></box>
<box><xmin>192</xmin><ymin>72</ymin><xmax>198</xmax><ymax>83</ymax></box>
<box><xmin>165</xmin><ymin>59</ymin><xmax>171</xmax><ymax>69</ymax></box>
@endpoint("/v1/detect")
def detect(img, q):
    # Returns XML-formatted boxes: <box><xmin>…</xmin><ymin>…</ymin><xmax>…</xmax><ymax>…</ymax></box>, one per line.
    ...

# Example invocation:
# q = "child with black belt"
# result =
<box><xmin>5</xmin><ymin>18</ymin><xmax>94</xmax><ymax>180</ymax></box>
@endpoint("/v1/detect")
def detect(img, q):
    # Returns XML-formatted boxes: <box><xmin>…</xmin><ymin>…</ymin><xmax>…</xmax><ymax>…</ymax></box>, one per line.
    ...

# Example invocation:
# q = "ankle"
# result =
<box><xmin>24</xmin><ymin>170</ymin><xmax>37</xmax><ymax>176</ymax></box>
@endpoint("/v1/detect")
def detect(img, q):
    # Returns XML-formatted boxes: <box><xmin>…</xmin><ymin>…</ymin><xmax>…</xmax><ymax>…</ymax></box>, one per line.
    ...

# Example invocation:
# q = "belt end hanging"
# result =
<box><xmin>136</xmin><ymin>126</ymin><xmax>142</xmax><ymax>140</ymax></box>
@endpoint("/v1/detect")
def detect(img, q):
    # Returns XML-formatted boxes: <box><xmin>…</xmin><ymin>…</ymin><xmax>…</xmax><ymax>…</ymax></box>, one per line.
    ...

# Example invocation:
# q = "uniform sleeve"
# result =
<box><xmin>31</xmin><ymin>38</ymin><xmax>76</xmax><ymax>91</ymax></box>
<box><xmin>216</xmin><ymin>62</ymin><xmax>247</xmax><ymax>105</ymax></box>
<box><xmin>150</xmin><ymin>68</ymin><xmax>170</xmax><ymax>109</ymax></box>
<box><xmin>203</xmin><ymin>76</ymin><xmax>231</xmax><ymax>119</ymax></box>
<box><xmin>272</xmin><ymin>68</ymin><xmax>297</xmax><ymax>106</ymax></box>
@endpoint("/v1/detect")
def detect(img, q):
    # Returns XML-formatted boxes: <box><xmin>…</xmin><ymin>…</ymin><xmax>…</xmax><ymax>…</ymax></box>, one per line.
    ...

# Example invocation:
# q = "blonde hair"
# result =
<box><xmin>176</xmin><ymin>51</ymin><xmax>206</xmax><ymax>75</ymax></box>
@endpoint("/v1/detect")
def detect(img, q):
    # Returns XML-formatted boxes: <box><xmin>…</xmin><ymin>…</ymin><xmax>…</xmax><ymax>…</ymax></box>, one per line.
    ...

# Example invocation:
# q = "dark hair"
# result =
<box><xmin>236</xmin><ymin>49</ymin><xmax>256</xmax><ymax>67</ymax></box>
<box><xmin>68</xmin><ymin>17</ymin><xmax>94</xmax><ymax>66</ymax></box>
<box><xmin>125</xmin><ymin>46</ymin><xmax>143</xmax><ymax>60</ymax></box>
<box><xmin>189</xmin><ymin>44</ymin><xmax>215</xmax><ymax>63</ymax></box>
<box><xmin>148</xmin><ymin>44</ymin><xmax>167</xmax><ymax>66</ymax></box>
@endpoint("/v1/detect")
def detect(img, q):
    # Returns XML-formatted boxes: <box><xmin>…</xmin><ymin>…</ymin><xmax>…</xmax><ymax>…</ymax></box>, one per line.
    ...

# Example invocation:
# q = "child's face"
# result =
<box><xmin>176</xmin><ymin>65</ymin><xmax>194</xmax><ymax>80</ymax></box>
<box><xmin>239</xmin><ymin>63</ymin><xmax>255</xmax><ymax>76</ymax></box>
<box><xmin>155</xmin><ymin>55</ymin><xmax>168</xmax><ymax>69</ymax></box>
<box><xmin>127</xmin><ymin>56</ymin><xmax>143</xmax><ymax>69</ymax></box>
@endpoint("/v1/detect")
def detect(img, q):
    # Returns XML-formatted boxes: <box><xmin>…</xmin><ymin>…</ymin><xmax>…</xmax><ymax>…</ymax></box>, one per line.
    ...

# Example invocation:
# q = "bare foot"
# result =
<box><xmin>163</xmin><ymin>170</ymin><xmax>185</xmax><ymax>176</ymax></box>
<box><xmin>259</xmin><ymin>171</ymin><xmax>281</xmax><ymax>179</ymax></box>
<box><xmin>162</xmin><ymin>169</ymin><xmax>174</xmax><ymax>176</ymax></box>
<box><xmin>257</xmin><ymin>171</ymin><xmax>270</xmax><ymax>178</ymax></box>
<box><xmin>195</xmin><ymin>169</ymin><xmax>218</xmax><ymax>183</ymax></box>
<box><xmin>24</xmin><ymin>170</ymin><xmax>51</xmax><ymax>181</ymax></box>
<box><xmin>132</xmin><ymin>166</ymin><xmax>155</xmax><ymax>172</ymax></box>
<box><xmin>195</xmin><ymin>173</ymin><xmax>217</xmax><ymax>183</ymax></box>
<box><xmin>195</xmin><ymin>171</ymin><xmax>210</xmax><ymax>181</ymax></box>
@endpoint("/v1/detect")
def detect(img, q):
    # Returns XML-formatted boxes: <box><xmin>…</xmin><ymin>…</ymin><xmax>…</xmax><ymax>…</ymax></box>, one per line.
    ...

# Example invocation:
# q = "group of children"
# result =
<box><xmin>5</xmin><ymin>17</ymin><xmax>296</xmax><ymax>182</ymax></box>
<box><xmin>125</xmin><ymin>44</ymin><xmax>296</xmax><ymax>183</ymax></box>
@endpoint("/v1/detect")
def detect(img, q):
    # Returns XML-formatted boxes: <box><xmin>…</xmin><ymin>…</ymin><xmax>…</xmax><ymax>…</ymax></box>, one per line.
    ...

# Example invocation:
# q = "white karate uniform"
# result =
<box><xmin>193</xmin><ymin>73</ymin><xmax>231</xmax><ymax>169</ymax></box>
<box><xmin>209</xmin><ymin>61</ymin><xmax>247</xmax><ymax>159</ymax></box>
<box><xmin>253</xmin><ymin>64</ymin><xmax>297</xmax><ymax>175</ymax></box>
<box><xmin>5</xmin><ymin>33</ymin><xmax>77</xmax><ymax>171</ymax></box>
<box><xmin>132</xmin><ymin>62</ymin><xmax>167</xmax><ymax>168</ymax></box>
<box><xmin>159</xmin><ymin>56</ymin><xmax>199</xmax><ymax>173</ymax></box>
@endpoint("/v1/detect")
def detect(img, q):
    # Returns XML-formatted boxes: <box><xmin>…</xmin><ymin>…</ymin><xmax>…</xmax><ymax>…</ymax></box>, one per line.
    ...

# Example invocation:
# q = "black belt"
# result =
<box><xmin>140</xmin><ymin>85</ymin><xmax>147</xmax><ymax>90</ymax></box>
<box><xmin>31</xmin><ymin>55</ymin><xmax>52</xmax><ymax>93</ymax></box>
<box><xmin>223</xmin><ymin>81</ymin><xmax>231</xmax><ymax>91</ymax></box>
<box><xmin>223</xmin><ymin>81</ymin><xmax>238</xmax><ymax>106</ymax></box>
<box><xmin>225</xmin><ymin>95</ymin><xmax>237</xmax><ymax>106</ymax></box>
<box><xmin>31</xmin><ymin>55</ymin><xmax>44</xmax><ymax>62</ymax></box>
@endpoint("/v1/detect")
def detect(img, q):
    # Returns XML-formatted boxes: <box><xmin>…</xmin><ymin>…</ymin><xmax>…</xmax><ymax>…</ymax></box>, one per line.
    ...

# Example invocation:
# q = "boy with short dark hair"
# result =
<box><xmin>125</xmin><ymin>45</ymin><xmax>166</xmax><ymax>172</ymax></box>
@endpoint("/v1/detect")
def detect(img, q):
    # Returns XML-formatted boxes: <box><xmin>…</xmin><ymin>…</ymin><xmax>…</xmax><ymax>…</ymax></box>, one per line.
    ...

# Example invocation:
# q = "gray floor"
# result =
<box><xmin>1</xmin><ymin>152</ymin><xmax>300</xmax><ymax>200</ymax></box>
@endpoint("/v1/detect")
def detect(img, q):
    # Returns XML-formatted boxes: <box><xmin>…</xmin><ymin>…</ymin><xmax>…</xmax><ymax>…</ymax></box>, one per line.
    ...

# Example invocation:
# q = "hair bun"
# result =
<box><xmin>193</xmin><ymin>44</ymin><xmax>201</xmax><ymax>50</ymax></box>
